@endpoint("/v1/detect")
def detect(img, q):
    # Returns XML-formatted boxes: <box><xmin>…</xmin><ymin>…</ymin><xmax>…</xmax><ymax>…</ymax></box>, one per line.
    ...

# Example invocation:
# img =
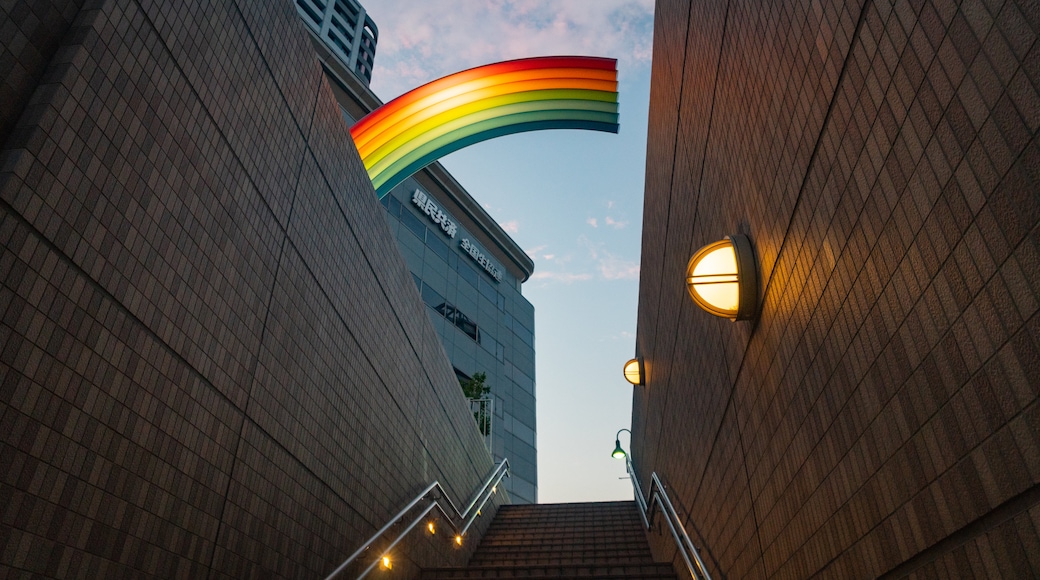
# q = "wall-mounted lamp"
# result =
<box><xmin>612</xmin><ymin>428</ymin><xmax>632</xmax><ymax>459</ymax></box>
<box><xmin>622</xmin><ymin>357</ymin><xmax>644</xmax><ymax>386</ymax></box>
<box><xmin>686</xmin><ymin>233</ymin><xmax>758</xmax><ymax>321</ymax></box>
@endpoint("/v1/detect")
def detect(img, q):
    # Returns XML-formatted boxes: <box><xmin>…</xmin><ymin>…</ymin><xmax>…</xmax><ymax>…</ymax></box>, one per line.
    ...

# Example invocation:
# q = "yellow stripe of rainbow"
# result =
<box><xmin>350</xmin><ymin>56</ymin><xmax>619</xmax><ymax>196</ymax></box>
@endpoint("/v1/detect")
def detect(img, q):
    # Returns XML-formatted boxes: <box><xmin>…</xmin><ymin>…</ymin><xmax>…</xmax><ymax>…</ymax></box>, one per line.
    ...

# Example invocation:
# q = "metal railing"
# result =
<box><xmin>469</xmin><ymin>398</ymin><xmax>493</xmax><ymax>454</ymax></box>
<box><xmin>624</xmin><ymin>456</ymin><xmax>712</xmax><ymax>580</ymax></box>
<box><xmin>324</xmin><ymin>460</ymin><xmax>510</xmax><ymax>579</ymax></box>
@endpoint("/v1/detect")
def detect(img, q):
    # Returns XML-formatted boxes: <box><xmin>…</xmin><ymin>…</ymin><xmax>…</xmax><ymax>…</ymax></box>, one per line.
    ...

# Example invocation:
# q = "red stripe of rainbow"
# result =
<box><xmin>350</xmin><ymin>56</ymin><xmax>619</xmax><ymax>196</ymax></box>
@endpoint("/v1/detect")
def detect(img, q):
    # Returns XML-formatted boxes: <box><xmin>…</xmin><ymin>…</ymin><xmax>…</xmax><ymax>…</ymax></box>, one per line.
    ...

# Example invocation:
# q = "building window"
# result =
<box><xmin>427</xmin><ymin>235</ymin><xmax>450</xmax><ymax>263</ymax></box>
<box><xmin>400</xmin><ymin>209</ymin><xmax>426</xmax><ymax>241</ymax></box>
<box><xmin>295</xmin><ymin>0</ymin><xmax>323</xmax><ymax>28</ymax></box>
<box><xmin>387</xmin><ymin>196</ymin><xmax>402</xmax><ymax>218</ymax></box>
<box><xmin>478</xmin><ymin>277</ymin><xmax>499</xmax><ymax>305</ymax></box>
<box><xmin>457</xmin><ymin>261</ymin><xmax>479</xmax><ymax>288</ymax></box>
<box><xmin>514</xmin><ymin>320</ymin><xmax>534</xmax><ymax>348</ymax></box>
<box><xmin>420</xmin><ymin>283</ymin><xmax>481</xmax><ymax>344</ymax></box>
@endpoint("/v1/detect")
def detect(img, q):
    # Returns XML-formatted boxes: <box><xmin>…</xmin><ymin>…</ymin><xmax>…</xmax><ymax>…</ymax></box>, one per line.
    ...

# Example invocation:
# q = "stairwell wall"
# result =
<box><xmin>0</xmin><ymin>0</ymin><xmax>501</xmax><ymax>577</ymax></box>
<box><xmin>635</xmin><ymin>0</ymin><xmax>1040</xmax><ymax>577</ymax></box>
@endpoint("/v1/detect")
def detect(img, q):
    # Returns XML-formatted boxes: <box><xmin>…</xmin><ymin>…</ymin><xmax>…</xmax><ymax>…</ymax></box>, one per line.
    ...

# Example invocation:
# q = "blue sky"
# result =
<box><xmin>361</xmin><ymin>0</ymin><xmax>655</xmax><ymax>503</ymax></box>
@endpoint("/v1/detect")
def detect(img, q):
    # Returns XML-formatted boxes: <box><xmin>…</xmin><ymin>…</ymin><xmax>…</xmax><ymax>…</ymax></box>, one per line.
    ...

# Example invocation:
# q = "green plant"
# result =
<box><xmin>460</xmin><ymin>372</ymin><xmax>490</xmax><ymax>399</ymax></box>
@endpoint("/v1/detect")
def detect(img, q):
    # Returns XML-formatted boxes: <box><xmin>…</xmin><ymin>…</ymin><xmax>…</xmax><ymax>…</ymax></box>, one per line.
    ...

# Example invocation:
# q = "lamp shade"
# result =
<box><xmin>622</xmin><ymin>357</ymin><xmax>644</xmax><ymax>385</ymax></box>
<box><xmin>686</xmin><ymin>234</ymin><xmax>758</xmax><ymax>321</ymax></box>
<box><xmin>612</xmin><ymin>439</ymin><xmax>626</xmax><ymax>459</ymax></box>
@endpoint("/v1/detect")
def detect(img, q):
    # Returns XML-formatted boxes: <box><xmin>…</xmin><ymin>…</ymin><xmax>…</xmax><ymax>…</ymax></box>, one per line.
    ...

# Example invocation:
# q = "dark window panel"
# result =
<box><xmin>400</xmin><ymin>209</ymin><xmax>426</xmax><ymax>241</ymax></box>
<box><xmin>457</xmin><ymin>261</ymin><xmax>478</xmax><ymax>288</ymax></box>
<box><xmin>427</xmin><ymin>234</ymin><xmax>450</xmax><ymax>262</ymax></box>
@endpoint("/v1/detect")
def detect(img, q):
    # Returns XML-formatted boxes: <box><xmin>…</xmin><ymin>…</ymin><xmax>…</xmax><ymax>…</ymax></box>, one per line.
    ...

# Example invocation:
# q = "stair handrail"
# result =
<box><xmin>625</xmin><ymin>456</ymin><xmax>712</xmax><ymax>580</ymax></box>
<box><xmin>324</xmin><ymin>459</ymin><xmax>510</xmax><ymax>580</ymax></box>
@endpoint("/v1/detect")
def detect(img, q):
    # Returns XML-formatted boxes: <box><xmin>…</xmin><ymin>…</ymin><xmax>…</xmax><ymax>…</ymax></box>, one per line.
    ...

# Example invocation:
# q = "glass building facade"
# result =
<box><xmin>377</xmin><ymin>178</ymin><xmax>538</xmax><ymax>504</ymax></box>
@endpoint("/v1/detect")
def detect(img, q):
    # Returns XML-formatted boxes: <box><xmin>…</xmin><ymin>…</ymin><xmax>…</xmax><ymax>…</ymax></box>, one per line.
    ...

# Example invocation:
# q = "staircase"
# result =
<box><xmin>421</xmin><ymin>501</ymin><xmax>677</xmax><ymax>579</ymax></box>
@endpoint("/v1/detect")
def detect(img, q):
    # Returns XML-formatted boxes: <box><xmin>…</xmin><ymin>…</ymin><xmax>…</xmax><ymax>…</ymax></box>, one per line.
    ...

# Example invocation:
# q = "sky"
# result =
<box><xmin>360</xmin><ymin>0</ymin><xmax>655</xmax><ymax>504</ymax></box>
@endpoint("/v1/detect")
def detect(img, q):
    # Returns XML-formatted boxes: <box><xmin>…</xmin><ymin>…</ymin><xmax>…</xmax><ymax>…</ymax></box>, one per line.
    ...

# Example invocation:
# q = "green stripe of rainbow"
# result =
<box><xmin>350</xmin><ymin>56</ymin><xmax>619</xmax><ymax>196</ymax></box>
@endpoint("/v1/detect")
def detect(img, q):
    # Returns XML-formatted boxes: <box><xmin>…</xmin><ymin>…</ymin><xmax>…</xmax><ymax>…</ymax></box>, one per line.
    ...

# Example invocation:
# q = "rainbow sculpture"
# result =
<box><xmin>350</xmin><ymin>56</ymin><xmax>620</xmax><ymax>197</ymax></box>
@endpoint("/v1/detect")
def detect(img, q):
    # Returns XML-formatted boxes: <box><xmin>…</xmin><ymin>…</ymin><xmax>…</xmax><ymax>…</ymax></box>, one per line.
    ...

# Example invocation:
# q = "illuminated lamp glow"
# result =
<box><xmin>350</xmin><ymin>56</ymin><xmax>620</xmax><ymax>197</ymax></box>
<box><xmin>612</xmin><ymin>440</ymin><xmax>626</xmax><ymax>459</ymax></box>
<box><xmin>623</xmin><ymin>357</ymin><xmax>644</xmax><ymax>386</ymax></box>
<box><xmin>685</xmin><ymin>234</ymin><xmax>758</xmax><ymax>321</ymax></box>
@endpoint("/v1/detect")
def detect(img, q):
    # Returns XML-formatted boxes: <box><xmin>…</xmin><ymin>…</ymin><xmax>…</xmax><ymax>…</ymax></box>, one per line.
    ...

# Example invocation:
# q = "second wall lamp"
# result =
<box><xmin>623</xmin><ymin>357</ymin><xmax>644</xmax><ymax>386</ymax></box>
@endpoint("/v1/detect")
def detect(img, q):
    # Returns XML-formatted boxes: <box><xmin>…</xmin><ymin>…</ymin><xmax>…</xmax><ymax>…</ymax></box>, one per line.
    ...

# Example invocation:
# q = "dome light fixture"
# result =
<box><xmin>622</xmin><ymin>357</ymin><xmax>644</xmax><ymax>386</ymax></box>
<box><xmin>685</xmin><ymin>234</ymin><xmax>758</xmax><ymax>321</ymax></box>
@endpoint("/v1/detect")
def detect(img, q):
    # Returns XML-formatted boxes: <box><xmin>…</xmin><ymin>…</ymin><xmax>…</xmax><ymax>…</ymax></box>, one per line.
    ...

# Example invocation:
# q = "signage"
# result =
<box><xmin>461</xmin><ymin>239</ymin><xmax>502</xmax><ymax>282</ymax></box>
<box><xmin>410</xmin><ymin>188</ymin><xmax>502</xmax><ymax>283</ymax></box>
<box><xmin>412</xmin><ymin>189</ymin><xmax>457</xmax><ymax>238</ymax></box>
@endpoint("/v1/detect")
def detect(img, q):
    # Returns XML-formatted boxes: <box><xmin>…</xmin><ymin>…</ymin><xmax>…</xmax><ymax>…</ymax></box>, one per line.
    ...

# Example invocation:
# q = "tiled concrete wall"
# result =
<box><xmin>0</xmin><ymin>0</ymin><xmax>499</xmax><ymax>577</ymax></box>
<box><xmin>0</xmin><ymin>0</ymin><xmax>86</xmax><ymax>144</ymax></box>
<box><xmin>636</xmin><ymin>0</ymin><xmax>1040</xmax><ymax>577</ymax></box>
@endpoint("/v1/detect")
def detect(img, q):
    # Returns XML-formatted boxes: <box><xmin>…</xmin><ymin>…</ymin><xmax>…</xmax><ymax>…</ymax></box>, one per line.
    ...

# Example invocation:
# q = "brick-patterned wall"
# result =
<box><xmin>0</xmin><ymin>0</ymin><xmax>86</xmax><ymax>144</ymax></box>
<box><xmin>635</xmin><ymin>0</ymin><xmax>1040</xmax><ymax>577</ymax></box>
<box><xmin>0</xmin><ymin>0</ymin><xmax>499</xmax><ymax>577</ymax></box>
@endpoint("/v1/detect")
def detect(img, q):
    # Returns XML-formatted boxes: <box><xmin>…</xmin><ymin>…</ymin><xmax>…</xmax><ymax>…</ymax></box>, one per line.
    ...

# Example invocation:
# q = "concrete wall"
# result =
<box><xmin>0</xmin><ymin>0</ymin><xmax>499</xmax><ymax>576</ymax></box>
<box><xmin>635</xmin><ymin>0</ymin><xmax>1040</xmax><ymax>577</ymax></box>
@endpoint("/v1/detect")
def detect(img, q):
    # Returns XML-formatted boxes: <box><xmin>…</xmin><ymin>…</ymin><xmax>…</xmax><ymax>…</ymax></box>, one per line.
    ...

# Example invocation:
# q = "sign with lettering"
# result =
<box><xmin>412</xmin><ymin>189</ymin><xmax>457</xmax><ymax>238</ymax></box>
<box><xmin>461</xmin><ymin>238</ymin><xmax>502</xmax><ymax>282</ymax></box>
<box><xmin>410</xmin><ymin>189</ymin><xmax>502</xmax><ymax>283</ymax></box>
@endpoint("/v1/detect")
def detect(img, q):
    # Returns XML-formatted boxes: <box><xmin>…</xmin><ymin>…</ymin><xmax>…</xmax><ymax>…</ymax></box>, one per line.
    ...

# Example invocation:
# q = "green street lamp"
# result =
<box><xmin>613</xmin><ymin>428</ymin><xmax>631</xmax><ymax>459</ymax></box>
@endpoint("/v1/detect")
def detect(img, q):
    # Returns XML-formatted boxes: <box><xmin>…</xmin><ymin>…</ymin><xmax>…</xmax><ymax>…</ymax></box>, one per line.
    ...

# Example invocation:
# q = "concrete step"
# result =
<box><xmin>471</xmin><ymin>542</ymin><xmax>656</xmax><ymax>566</ymax></box>
<box><xmin>470</xmin><ymin>556</ymin><xmax>658</xmax><ymax>567</ymax></box>
<box><xmin>420</xmin><ymin>563</ymin><xmax>678</xmax><ymax>579</ymax></box>
<box><xmin>418</xmin><ymin>502</ymin><xmax>675</xmax><ymax>580</ymax></box>
<box><xmin>475</xmin><ymin>535</ymin><xmax>650</xmax><ymax>547</ymax></box>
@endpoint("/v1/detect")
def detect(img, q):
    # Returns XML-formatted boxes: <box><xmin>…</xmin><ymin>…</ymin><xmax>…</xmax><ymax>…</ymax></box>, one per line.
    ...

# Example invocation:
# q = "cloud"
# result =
<box><xmin>530</xmin><ymin>271</ymin><xmax>593</xmax><ymax>283</ymax></box>
<box><xmin>364</xmin><ymin>0</ymin><xmax>655</xmax><ymax>99</ymax></box>
<box><xmin>586</xmin><ymin>217</ymin><xmax>598</xmax><ymax>228</ymax></box>
<box><xmin>604</xmin><ymin>216</ymin><xmax>627</xmax><ymax>229</ymax></box>
<box><xmin>542</xmin><ymin>254</ymin><xmax>555</xmax><ymax>260</ymax></box>
<box><xmin>600</xmin><ymin>330</ymin><xmax>636</xmax><ymax>341</ymax></box>
<box><xmin>579</xmin><ymin>235</ymin><xmax>640</xmax><ymax>280</ymax></box>
<box><xmin>524</xmin><ymin>244</ymin><xmax>548</xmax><ymax>259</ymax></box>
<box><xmin>597</xmin><ymin>253</ymin><xmax>640</xmax><ymax>279</ymax></box>
<box><xmin>606</xmin><ymin>201</ymin><xmax>615</xmax><ymax>209</ymax></box>
<box><xmin>502</xmin><ymin>220</ymin><xmax>520</xmax><ymax>234</ymax></box>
